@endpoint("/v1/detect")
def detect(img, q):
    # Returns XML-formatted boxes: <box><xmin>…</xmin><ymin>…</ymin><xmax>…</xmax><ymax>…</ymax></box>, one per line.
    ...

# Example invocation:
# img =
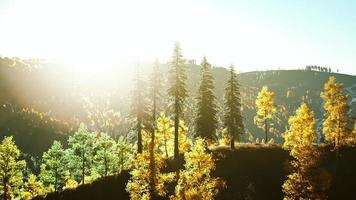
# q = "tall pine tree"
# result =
<box><xmin>131</xmin><ymin>68</ymin><xmax>150</xmax><ymax>153</ymax></box>
<box><xmin>223</xmin><ymin>66</ymin><xmax>244</xmax><ymax>149</ymax></box>
<box><xmin>40</xmin><ymin>140</ymin><xmax>66</xmax><ymax>192</ymax></box>
<box><xmin>195</xmin><ymin>57</ymin><xmax>218</xmax><ymax>142</ymax></box>
<box><xmin>148</xmin><ymin>59</ymin><xmax>162</xmax><ymax>198</ymax></box>
<box><xmin>93</xmin><ymin>133</ymin><xmax>117</xmax><ymax>177</ymax></box>
<box><xmin>67</xmin><ymin>123</ymin><xmax>95</xmax><ymax>185</ymax></box>
<box><xmin>168</xmin><ymin>42</ymin><xmax>188</xmax><ymax>160</ymax></box>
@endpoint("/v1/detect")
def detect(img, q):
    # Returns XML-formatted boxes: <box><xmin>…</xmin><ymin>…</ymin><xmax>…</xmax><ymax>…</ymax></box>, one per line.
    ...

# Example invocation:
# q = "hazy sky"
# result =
<box><xmin>0</xmin><ymin>0</ymin><xmax>355</xmax><ymax>74</ymax></box>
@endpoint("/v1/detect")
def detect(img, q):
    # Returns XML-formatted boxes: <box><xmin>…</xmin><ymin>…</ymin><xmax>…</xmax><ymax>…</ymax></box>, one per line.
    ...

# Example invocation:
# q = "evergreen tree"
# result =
<box><xmin>168</xmin><ymin>41</ymin><xmax>188</xmax><ymax>160</ymax></box>
<box><xmin>320</xmin><ymin>76</ymin><xmax>349</xmax><ymax>148</ymax></box>
<box><xmin>93</xmin><ymin>133</ymin><xmax>117</xmax><ymax>177</ymax></box>
<box><xmin>116</xmin><ymin>136</ymin><xmax>133</xmax><ymax>173</ymax></box>
<box><xmin>148</xmin><ymin>59</ymin><xmax>162</xmax><ymax>198</ymax></box>
<box><xmin>131</xmin><ymin>69</ymin><xmax>150</xmax><ymax>153</ymax></box>
<box><xmin>195</xmin><ymin>57</ymin><xmax>218</xmax><ymax>142</ymax></box>
<box><xmin>0</xmin><ymin>136</ymin><xmax>26</xmax><ymax>200</ymax></box>
<box><xmin>39</xmin><ymin>140</ymin><xmax>66</xmax><ymax>192</ymax></box>
<box><xmin>254</xmin><ymin>86</ymin><xmax>276</xmax><ymax>143</ymax></box>
<box><xmin>67</xmin><ymin>123</ymin><xmax>95</xmax><ymax>184</ymax></box>
<box><xmin>223</xmin><ymin>65</ymin><xmax>244</xmax><ymax>149</ymax></box>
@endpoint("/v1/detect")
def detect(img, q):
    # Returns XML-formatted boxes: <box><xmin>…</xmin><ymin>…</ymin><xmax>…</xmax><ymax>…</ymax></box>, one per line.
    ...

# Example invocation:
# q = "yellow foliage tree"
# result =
<box><xmin>283</xmin><ymin>103</ymin><xmax>330</xmax><ymax>199</ymax></box>
<box><xmin>126</xmin><ymin>116</ymin><xmax>176</xmax><ymax>200</ymax></box>
<box><xmin>0</xmin><ymin>136</ymin><xmax>26</xmax><ymax>200</ymax></box>
<box><xmin>22</xmin><ymin>174</ymin><xmax>44</xmax><ymax>200</ymax></box>
<box><xmin>283</xmin><ymin>103</ymin><xmax>317</xmax><ymax>169</ymax></box>
<box><xmin>254</xmin><ymin>86</ymin><xmax>276</xmax><ymax>143</ymax></box>
<box><xmin>320</xmin><ymin>76</ymin><xmax>349</xmax><ymax>148</ymax></box>
<box><xmin>157</xmin><ymin>113</ymin><xmax>174</xmax><ymax>158</ymax></box>
<box><xmin>218</xmin><ymin>128</ymin><xmax>231</xmax><ymax>146</ymax></box>
<box><xmin>157</xmin><ymin>113</ymin><xmax>191</xmax><ymax>158</ymax></box>
<box><xmin>170</xmin><ymin>138</ymin><xmax>225</xmax><ymax>200</ymax></box>
<box><xmin>62</xmin><ymin>178</ymin><xmax>78</xmax><ymax>191</ymax></box>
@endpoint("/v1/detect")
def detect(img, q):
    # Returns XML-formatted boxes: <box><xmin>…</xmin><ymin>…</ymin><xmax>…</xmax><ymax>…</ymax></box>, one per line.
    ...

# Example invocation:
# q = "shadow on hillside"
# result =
<box><xmin>34</xmin><ymin>145</ymin><xmax>356</xmax><ymax>200</ymax></box>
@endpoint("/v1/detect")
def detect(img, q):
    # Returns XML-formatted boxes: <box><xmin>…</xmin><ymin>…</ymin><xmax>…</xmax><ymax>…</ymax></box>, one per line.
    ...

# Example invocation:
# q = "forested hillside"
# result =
<box><xmin>1</xmin><ymin>57</ymin><xmax>355</xmax><ymax>156</ymax></box>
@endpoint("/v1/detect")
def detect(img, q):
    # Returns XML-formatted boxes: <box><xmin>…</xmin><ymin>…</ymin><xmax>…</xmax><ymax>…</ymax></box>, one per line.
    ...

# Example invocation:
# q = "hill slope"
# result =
<box><xmin>0</xmin><ymin>57</ymin><xmax>355</xmax><ymax>155</ymax></box>
<box><xmin>34</xmin><ymin>145</ymin><xmax>356</xmax><ymax>200</ymax></box>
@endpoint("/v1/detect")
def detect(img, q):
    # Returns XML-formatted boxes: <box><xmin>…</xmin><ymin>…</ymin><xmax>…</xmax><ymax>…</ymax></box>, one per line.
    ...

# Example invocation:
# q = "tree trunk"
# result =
<box><xmin>174</xmin><ymin>112</ymin><xmax>179</xmax><ymax>160</ymax></box>
<box><xmin>3</xmin><ymin>177</ymin><xmax>7</xmax><ymax>200</ymax></box>
<box><xmin>149</xmin><ymin>94</ymin><xmax>157</xmax><ymax>198</ymax></box>
<box><xmin>54</xmin><ymin>166</ymin><xmax>58</xmax><ymax>193</ymax></box>
<box><xmin>230</xmin><ymin>135</ymin><xmax>235</xmax><ymax>149</ymax></box>
<box><xmin>264</xmin><ymin>118</ymin><xmax>268</xmax><ymax>143</ymax></box>
<box><xmin>82</xmin><ymin>150</ymin><xmax>85</xmax><ymax>184</ymax></box>
<box><xmin>104</xmin><ymin>153</ymin><xmax>108</xmax><ymax>177</ymax></box>
<box><xmin>137</xmin><ymin>118</ymin><xmax>142</xmax><ymax>153</ymax></box>
<box><xmin>149</xmin><ymin>128</ymin><xmax>156</xmax><ymax>198</ymax></box>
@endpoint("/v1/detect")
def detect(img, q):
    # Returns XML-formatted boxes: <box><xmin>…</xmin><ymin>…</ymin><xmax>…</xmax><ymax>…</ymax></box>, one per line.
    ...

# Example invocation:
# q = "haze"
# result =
<box><xmin>0</xmin><ymin>0</ymin><xmax>355</xmax><ymax>74</ymax></box>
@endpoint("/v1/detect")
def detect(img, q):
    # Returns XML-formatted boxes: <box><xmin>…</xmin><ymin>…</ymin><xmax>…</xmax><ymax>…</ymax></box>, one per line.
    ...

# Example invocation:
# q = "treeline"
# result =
<box><xmin>305</xmin><ymin>65</ymin><xmax>332</xmax><ymax>73</ymax></box>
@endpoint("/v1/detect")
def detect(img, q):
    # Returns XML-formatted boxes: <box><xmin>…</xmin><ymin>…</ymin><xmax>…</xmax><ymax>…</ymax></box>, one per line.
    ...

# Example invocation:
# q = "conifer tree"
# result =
<box><xmin>148</xmin><ymin>59</ymin><xmax>162</xmax><ymax>198</ymax></box>
<box><xmin>39</xmin><ymin>140</ymin><xmax>66</xmax><ymax>192</ymax></box>
<box><xmin>0</xmin><ymin>136</ymin><xmax>26</xmax><ymax>200</ymax></box>
<box><xmin>255</xmin><ymin>86</ymin><xmax>276</xmax><ymax>143</ymax></box>
<box><xmin>320</xmin><ymin>76</ymin><xmax>349</xmax><ymax>148</ymax></box>
<box><xmin>283</xmin><ymin>103</ymin><xmax>317</xmax><ymax>169</ymax></box>
<box><xmin>283</xmin><ymin>103</ymin><xmax>330</xmax><ymax>199</ymax></box>
<box><xmin>126</xmin><ymin>126</ymin><xmax>175</xmax><ymax>200</ymax></box>
<box><xmin>168</xmin><ymin>41</ymin><xmax>188</xmax><ymax>160</ymax></box>
<box><xmin>223</xmin><ymin>65</ymin><xmax>244</xmax><ymax>149</ymax></box>
<box><xmin>67</xmin><ymin>123</ymin><xmax>95</xmax><ymax>184</ymax></box>
<box><xmin>170</xmin><ymin>138</ymin><xmax>224</xmax><ymax>200</ymax></box>
<box><xmin>131</xmin><ymin>69</ymin><xmax>150</xmax><ymax>154</ymax></box>
<box><xmin>116</xmin><ymin>136</ymin><xmax>133</xmax><ymax>173</ymax></box>
<box><xmin>93</xmin><ymin>133</ymin><xmax>117</xmax><ymax>177</ymax></box>
<box><xmin>195</xmin><ymin>57</ymin><xmax>218</xmax><ymax>142</ymax></box>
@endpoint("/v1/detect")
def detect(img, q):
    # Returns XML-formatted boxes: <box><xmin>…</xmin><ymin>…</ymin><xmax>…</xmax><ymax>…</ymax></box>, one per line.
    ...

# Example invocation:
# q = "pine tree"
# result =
<box><xmin>39</xmin><ymin>140</ymin><xmax>66</xmax><ymax>192</ymax></box>
<box><xmin>22</xmin><ymin>174</ymin><xmax>44</xmax><ymax>199</ymax></box>
<box><xmin>320</xmin><ymin>76</ymin><xmax>349</xmax><ymax>148</ymax></box>
<box><xmin>255</xmin><ymin>86</ymin><xmax>276</xmax><ymax>143</ymax></box>
<box><xmin>283</xmin><ymin>103</ymin><xmax>317</xmax><ymax>169</ymax></box>
<box><xmin>0</xmin><ymin>136</ymin><xmax>26</xmax><ymax>200</ymax></box>
<box><xmin>116</xmin><ymin>136</ymin><xmax>133</xmax><ymax>173</ymax></box>
<box><xmin>168</xmin><ymin>41</ymin><xmax>188</xmax><ymax>160</ymax></box>
<box><xmin>170</xmin><ymin>138</ymin><xmax>224</xmax><ymax>200</ymax></box>
<box><xmin>126</xmin><ymin>120</ymin><xmax>175</xmax><ymax>200</ymax></box>
<box><xmin>67</xmin><ymin>123</ymin><xmax>95</xmax><ymax>184</ymax></box>
<box><xmin>283</xmin><ymin>103</ymin><xmax>330</xmax><ymax>199</ymax></box>
<box><xmin>93</xmin><ymin>133</ymin><xmax>117</xmax><ymax>177</ymax></box>
<box><xmin>223</xmin><ymin>65</ymin><xmax>244</xmax><ymax>149</ymax></box>
<box><xmin>148</xmin><ymin>59</ymin><xmax>162</xmax><ymax>198</ymax></box>
<box><xmin>195</xmin><ymin>57</ymin><xmax>218</xmax><ymax>142</ymax></box>
<box><xmin>131</xmin><ymin>69</ymin><xmax>150</xmax><ymax>154</ymax></box>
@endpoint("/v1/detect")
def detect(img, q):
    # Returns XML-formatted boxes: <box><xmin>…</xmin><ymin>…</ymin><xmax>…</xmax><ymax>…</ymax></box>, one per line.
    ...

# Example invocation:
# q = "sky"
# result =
<box><xmin>0</xmin><ymin>0</ymin><xmax>355</xmax><ymax>74</ymax></box>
